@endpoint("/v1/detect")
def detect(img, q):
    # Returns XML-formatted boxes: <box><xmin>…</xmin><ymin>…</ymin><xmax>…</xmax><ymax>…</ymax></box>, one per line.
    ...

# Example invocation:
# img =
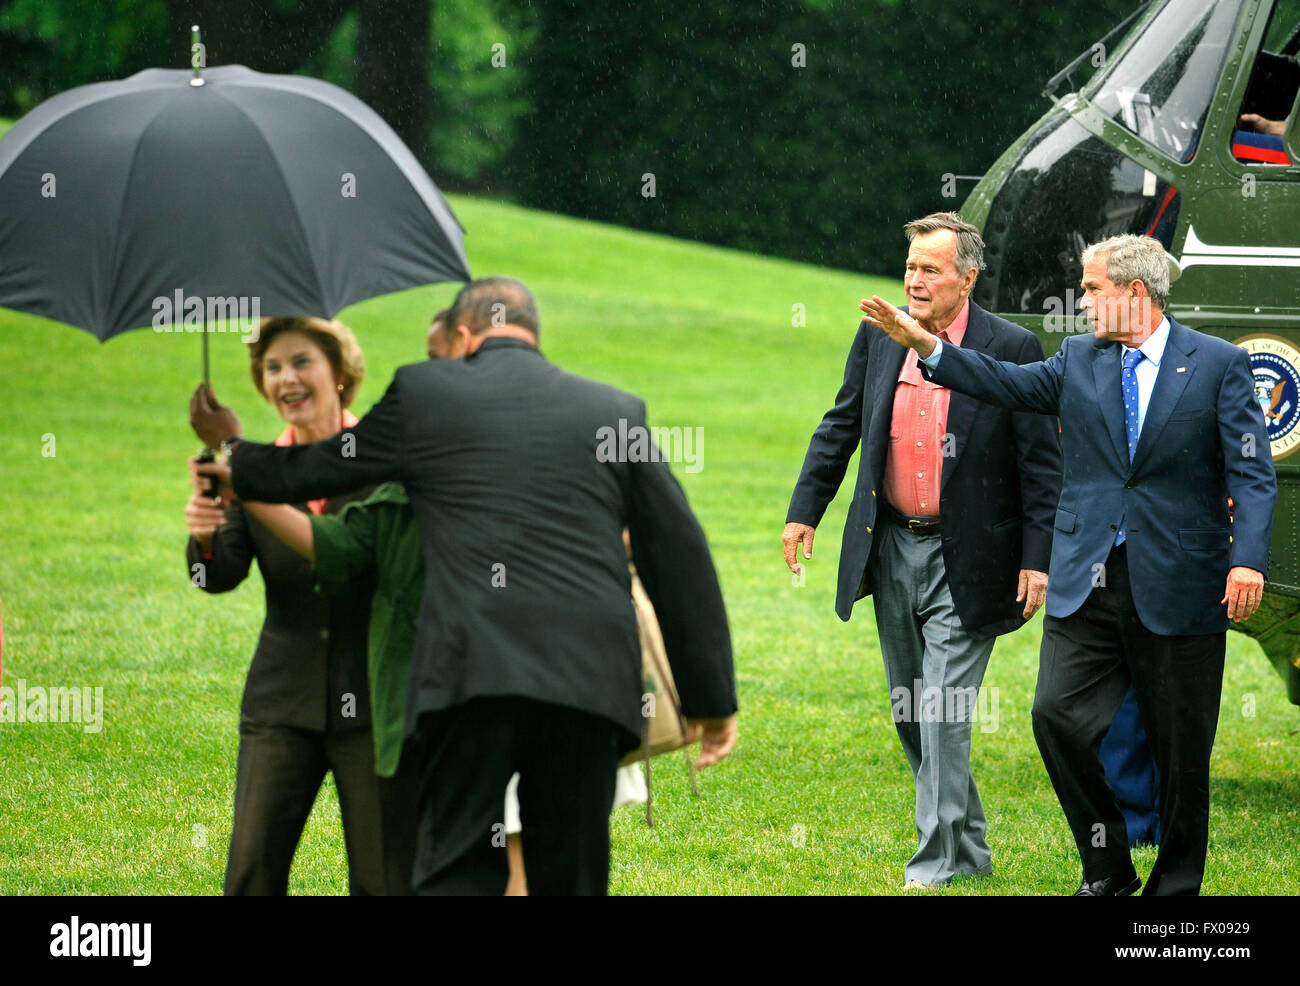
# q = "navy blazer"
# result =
<box><xmin>923</xmin><ymin>317</ymin><xmax>1277</xmax><ymax>636</ymax></box>
<box><xmin>787</xmin><ymin>302</ymin><xmax>1062</xmax><ymax>638</ymax></box>
<box><xmin>228</xmin><ymin>338</ymin><xmax>737</xmax><ymax>751</ymax></box>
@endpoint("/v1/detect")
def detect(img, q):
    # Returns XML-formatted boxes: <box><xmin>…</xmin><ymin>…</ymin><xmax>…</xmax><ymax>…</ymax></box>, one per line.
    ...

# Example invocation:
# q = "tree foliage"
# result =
<box><xmin>509</xmin><ymin>0</ymin><xmax>1140</xmax><ymax>274</ymax></box>
<box><xmin>0</xmin><ymin>0</ymin><xmax>1140</xmax><ymax>275</ymax></box>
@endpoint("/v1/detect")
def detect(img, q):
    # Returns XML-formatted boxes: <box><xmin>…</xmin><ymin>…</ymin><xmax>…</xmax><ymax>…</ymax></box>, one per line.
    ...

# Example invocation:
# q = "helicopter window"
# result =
<box><xmin>1087</xmin><ymin>0</ymin><xmax>1244</xmax><ymax>162</ymax></box>
<box><xmin>1235</xmin><ymin>0</ymin><xmax>1299</xmax><ymax>163</ymax></box>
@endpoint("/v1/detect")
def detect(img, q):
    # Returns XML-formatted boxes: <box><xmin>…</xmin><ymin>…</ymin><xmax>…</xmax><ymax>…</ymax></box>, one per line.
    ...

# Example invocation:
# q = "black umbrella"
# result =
<box><xmin>0</xmin><ymin>58</ymin><xmax>470</xmax><ymax>379</ymax></box>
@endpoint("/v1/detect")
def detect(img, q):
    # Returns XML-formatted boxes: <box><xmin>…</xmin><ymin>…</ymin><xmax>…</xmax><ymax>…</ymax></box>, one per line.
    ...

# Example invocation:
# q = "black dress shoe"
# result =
<box><xmin>1073</xmin><ymin>874</ymin><xmax>1141</xmax><ymax>896</ymax></box>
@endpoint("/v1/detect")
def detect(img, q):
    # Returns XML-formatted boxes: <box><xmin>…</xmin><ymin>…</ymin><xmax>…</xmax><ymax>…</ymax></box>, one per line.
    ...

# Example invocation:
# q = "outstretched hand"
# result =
<box><xmin>859</xmin><ymin>296</ymin><xmax>938</xmax><ymax>357</ymax></box>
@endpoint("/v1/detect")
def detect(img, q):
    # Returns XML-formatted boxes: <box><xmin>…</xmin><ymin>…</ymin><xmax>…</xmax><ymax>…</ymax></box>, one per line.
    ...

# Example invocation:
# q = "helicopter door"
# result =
<box><xmin>972</xmin><ymin>0</ymin><xmax>1247</xmax><ymax>318</ymax></box>
<box><xmin>1086</xmin><ymin>0</ymin><xmax>1243</xmax><ymax>163</ymax></box>
<box><xmin>1233</xmin><ymin>0</ymin><xmax>1299</xmax><ymax>165</ymax></box>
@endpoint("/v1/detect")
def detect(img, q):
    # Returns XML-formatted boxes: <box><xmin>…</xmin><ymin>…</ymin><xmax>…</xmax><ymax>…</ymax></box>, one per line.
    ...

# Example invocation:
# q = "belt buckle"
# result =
<box><xmin>907</xmin><ymin>518</ymin><xmax>924</xmax><ymax>533</ymax></box>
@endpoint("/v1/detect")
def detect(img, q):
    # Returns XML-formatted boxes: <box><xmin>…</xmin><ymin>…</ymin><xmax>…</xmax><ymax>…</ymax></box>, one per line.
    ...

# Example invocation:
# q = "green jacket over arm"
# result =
<box><xmin>310</xmin><ymin>481</ymin><xmax>424</xmax><ymax>776</ymax></box>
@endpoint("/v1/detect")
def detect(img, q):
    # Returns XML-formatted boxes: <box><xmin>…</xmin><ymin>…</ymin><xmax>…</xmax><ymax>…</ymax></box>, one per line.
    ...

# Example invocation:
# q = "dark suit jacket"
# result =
<box><xmin>185</xmin><ymin>489</ymin><xmax>376</xmax><ymax>731</ymax></box>
<box><xmin>787</xmin><ymin>302</ymin><xmax>1062</xmax><ymax>637</ymax></box>
<box><xmin>228</xmin><ymin>337</ymin><xmax>736</xmax><ymax>750</ymax></box>
<box><xmin>923</xmin><ymin>317</ymin><xmax>1277</xmax><ymax>636</ymax></box>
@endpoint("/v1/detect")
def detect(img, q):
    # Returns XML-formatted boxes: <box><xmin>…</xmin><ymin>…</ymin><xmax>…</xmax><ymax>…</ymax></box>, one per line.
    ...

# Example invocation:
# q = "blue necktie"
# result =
<box><xmin>1116</xmin><ymin>348</ymin><xmax>1144</xmax><ymax>546</ymax></box>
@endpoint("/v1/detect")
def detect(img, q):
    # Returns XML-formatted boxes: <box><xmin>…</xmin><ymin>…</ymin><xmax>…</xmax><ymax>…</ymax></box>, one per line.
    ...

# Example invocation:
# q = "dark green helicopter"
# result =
<box><xmin>960</xmin><ymin>0</ymin><xmax>1300</xmax><ymax>701</ymax></box>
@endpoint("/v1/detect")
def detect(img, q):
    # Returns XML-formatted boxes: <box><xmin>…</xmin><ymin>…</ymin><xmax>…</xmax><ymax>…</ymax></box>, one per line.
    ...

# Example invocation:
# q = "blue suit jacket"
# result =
<box><xmin>923</xmin><ymin>318</ymin><xmax>1277</xmax><ymax>636</ymax></box>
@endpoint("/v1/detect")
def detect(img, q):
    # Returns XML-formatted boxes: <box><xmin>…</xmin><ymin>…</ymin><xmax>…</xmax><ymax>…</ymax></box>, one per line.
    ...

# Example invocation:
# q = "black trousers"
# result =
<box><xmin>412</xmin><ymin>697</ymin><xmax>622</xmax><ymax>896</ymax></box>
<box><xmin>224</xmin><ymin>716</ymin><xmax>419</xmax><ymax>895</ymax></box>
<box><xmin>1032</xmin><ymin>544</ymin><xmax>1225</xmax><ymax>896</ymax></box>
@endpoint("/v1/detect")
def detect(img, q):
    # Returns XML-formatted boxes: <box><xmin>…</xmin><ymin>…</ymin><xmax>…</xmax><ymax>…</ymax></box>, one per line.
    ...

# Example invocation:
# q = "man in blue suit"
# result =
<box><xmin>861</xmin><ymin>234</ymin><xmax>1276</xmax><ymax>896</ymax></box>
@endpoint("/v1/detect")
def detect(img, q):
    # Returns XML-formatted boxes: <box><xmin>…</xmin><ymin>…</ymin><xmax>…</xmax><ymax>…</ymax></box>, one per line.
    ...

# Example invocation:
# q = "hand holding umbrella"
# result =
<box><xmin>184</xmin><ymin>457</ymin><xmax>231</xmax><ymax>551</ymax></box>
<box><xmin>189</xmin><ymin>384</ymin><xmax>242</xmax><ymax>451</ymax></box>
<box><xmin>192</xmin><ymin>456</ymin><xmax>236</xmax><ymax>508</ymax></box>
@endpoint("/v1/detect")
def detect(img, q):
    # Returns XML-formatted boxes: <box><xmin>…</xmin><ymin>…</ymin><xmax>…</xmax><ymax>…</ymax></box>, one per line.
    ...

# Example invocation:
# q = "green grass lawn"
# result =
<box><xmin>1</xmin><ymin>117</ymin><xmax>1297</xmax><ymax>895</ymax></box>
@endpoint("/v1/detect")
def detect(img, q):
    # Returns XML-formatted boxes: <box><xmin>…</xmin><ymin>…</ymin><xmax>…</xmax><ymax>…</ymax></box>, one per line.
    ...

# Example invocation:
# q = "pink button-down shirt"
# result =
<box><xmin>881</xmin><ymin>300</ymin><xmax>970</xmax><ymax>518</ymax></box>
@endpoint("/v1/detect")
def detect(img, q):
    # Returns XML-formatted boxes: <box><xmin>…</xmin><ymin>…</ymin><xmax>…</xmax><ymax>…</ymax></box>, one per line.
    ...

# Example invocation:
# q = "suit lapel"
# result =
<box><xmin>1130</xmin><ymin>320</ymin><xmax>1197</xmax><ymax>474</ymax></box>
<box><xmin>939</xmin><ymin>306</ymin><xmax>992</xmax><ymax>494</ymax></box>
<box><xmin>1092</xmin><ymin>342</ymin><xmax>1130</xmax><ymax>467</ymax></box>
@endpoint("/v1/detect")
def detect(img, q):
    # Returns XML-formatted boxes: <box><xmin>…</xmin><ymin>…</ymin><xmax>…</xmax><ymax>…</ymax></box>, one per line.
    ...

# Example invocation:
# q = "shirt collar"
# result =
<box><xmin>897</xmin><ymin>300</ymin><xmax>970</xmax><ymax>386</ymax></box>
<box><xmin>1124</xmin><ymin>316</ymin><xmax>1169</xmax><ymax>367</ymax></box>
<box><xmin>470</xmin><ymin>336</ymin><xmax>542</xmax><ymax>358</ymax></box>
<box><xmin>937</xmin><ymin>299</ymin><xmax>971</xmax><ymax>346</ymax></box>
<box><xmin>275</xmin><ymin>407</ymin><xmax>359</xmax><ymax>447</ymax></box>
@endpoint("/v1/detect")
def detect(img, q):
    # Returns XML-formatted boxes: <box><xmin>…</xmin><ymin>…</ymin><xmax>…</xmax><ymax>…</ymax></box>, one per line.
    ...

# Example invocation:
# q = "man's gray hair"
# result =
<box><xmin>448</xmin><ymin>275</ymin><xmax>539</xmax><ymax>337</ymax></box>
<box><xmin>904</xmin><ymin>212</ymin><xmax>986</xmax><ymax>276</ymax></box>
<box><xmin>1082</xmin><ymin>234</ymin><xmax>1170</xmax><ymax>309</ymax></box>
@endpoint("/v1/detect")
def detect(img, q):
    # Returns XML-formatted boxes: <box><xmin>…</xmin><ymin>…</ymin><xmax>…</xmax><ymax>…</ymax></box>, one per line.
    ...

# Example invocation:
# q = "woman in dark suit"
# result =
<box><xmin>184</xmin><ymin>316</ymin><xmax>410</xmax><ymax>895</ymax></box>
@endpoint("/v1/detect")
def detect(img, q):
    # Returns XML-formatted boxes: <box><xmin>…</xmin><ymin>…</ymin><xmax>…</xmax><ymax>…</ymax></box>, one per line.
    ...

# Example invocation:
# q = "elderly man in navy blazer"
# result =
<box><xmin>862</xmin><ymin>233</ymin><xmax>1277</xmax><ymax>896</ymax></box>
<box><xmin>784</xmin><ymin>212</ymin><xmax>1062</xmax><ymax>889</ymax></box>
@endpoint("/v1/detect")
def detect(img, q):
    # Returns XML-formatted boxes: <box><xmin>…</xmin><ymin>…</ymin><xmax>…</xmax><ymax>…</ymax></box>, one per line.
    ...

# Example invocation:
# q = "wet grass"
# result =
<box><xmin>1</xmin><ymin>116</ymin><xmax>1297</xmax><ymax>895</ymax></box>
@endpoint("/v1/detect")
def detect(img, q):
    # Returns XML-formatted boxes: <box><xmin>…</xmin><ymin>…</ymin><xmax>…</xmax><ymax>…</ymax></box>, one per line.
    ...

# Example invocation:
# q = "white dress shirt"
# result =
<box><xmin>1122</xmin><ymin>316</ymin><xmax>1170</xmax><ymax>436</ymax></box>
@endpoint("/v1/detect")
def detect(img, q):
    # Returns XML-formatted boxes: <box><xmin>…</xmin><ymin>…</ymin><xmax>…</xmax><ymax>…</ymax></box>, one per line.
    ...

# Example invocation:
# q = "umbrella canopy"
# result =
<box><xmin>0</xmin><ymin>65</ymin><xmax>470</xmax><ymax>341</ymax></box>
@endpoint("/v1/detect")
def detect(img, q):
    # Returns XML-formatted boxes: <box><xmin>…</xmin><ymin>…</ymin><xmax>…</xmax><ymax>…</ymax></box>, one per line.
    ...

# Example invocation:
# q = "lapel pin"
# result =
<box><xmin>1176</xmin><ymin>366</ymin><xmax>1186</xmax><ymax>373</ymax></box>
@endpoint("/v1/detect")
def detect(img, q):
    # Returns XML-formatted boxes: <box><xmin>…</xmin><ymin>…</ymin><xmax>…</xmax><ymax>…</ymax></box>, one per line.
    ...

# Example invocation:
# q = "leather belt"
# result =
<box><xmin>882</xmin><ymin>503</ymin><xmax>941</xmax><ymax>535</ymax></box>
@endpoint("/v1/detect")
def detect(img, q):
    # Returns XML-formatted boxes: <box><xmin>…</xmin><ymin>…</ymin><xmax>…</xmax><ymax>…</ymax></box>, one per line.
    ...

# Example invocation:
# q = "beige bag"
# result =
<box><xmin>620</xmin><ymin>568</ymin><xmax>692</xmax><ymax>764</ymax></box>
<box><xmin>620</xmin><ymin>567</ymin><xmax>699</xmax><ymax>824</ymax></box>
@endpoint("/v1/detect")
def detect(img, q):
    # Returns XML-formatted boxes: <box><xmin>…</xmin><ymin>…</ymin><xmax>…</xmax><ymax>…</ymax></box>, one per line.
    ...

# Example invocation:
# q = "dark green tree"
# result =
<box><xmin>507</xmin><ymin>0</ymin><xmax>1138</xmax><ymax>275</ymax></box>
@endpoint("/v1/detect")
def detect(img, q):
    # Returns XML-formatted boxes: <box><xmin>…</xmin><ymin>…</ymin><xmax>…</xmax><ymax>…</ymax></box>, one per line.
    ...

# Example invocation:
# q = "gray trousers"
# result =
<box><xmin>869</xmin><ymin>520</ymin><xmax>996</xmax><ymax>885</ymax></box>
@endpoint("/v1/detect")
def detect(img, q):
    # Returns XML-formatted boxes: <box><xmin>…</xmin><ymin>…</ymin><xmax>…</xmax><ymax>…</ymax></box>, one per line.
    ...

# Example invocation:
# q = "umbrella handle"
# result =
<box><xmin>196</xmin><ymin>448</ymin><xmax>220</xmax><ymax>499</ymax></box>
